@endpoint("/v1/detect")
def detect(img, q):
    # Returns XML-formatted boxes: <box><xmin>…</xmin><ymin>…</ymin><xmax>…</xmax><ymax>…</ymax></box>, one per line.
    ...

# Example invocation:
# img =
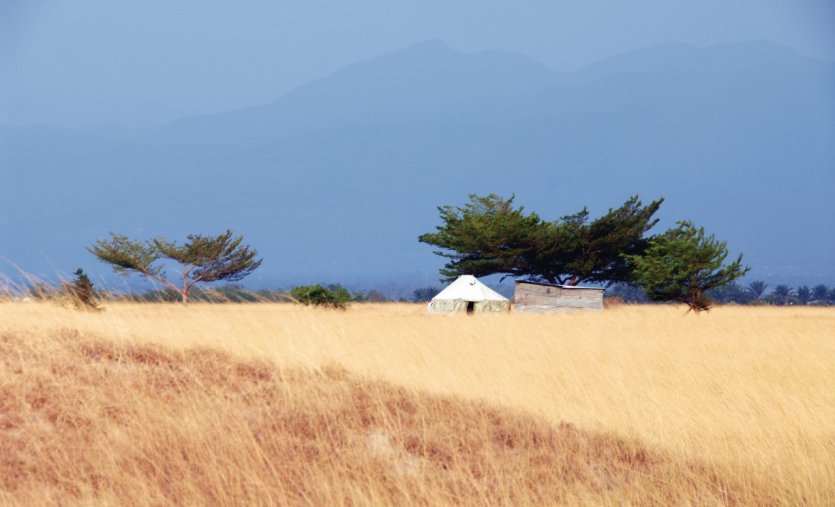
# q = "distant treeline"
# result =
<box><xmin>606</xmin><ymin>281</ymin><xmax>835</xmax><ymax>306</ymax></box>
<box><xmin>14</xmin><ymin>282</ymin><xmax>400</xmax><ymax>305</ymax></box>
<box><xmin>8</xmin><ymin>279</ymin><xmax>834</xmax><ymax>307</ymax></box>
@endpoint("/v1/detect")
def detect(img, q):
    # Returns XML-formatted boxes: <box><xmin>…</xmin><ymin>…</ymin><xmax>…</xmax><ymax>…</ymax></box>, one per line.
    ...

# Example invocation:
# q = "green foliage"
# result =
<box><xmin>542</xmin><ymin>196</ymin><xmax>663</xmax><ymax>285</ymax></box>
<box><xmin>62</xmin><ymin>268</ymin><xmax>100</xmax><ymax>310</ymax></box>
<box><xmin>627</xmin><ymin>221</ymin><xmax>749</xmax><ymax>312</ymax></box>
<box><xmin>419</xmin><ymin>194</ymin><xmax>544</xmax><ymax>281</ymax></box>
<box><xmin>419</xmin><ymin>194</ymin><xmax>662</xmax><ymax>285</ymax></box>
<box><xmin>88</xmin><ymin>233</ymin><xmax>162</xmax><ymax>278</ymax></box>
<box><xmin>89</xmin><ymin>230</ymin><xmax>261</xmax><ymax>304</ymax></box>
<box><xmin>152</xmin><ymin>231</ymin><xmax>261</xmax><ymax>284</ymax></box>
<box><xmin>290</xmin><ymin>284</ymin><xmax>352</xmax><ymax>309</ymax></box>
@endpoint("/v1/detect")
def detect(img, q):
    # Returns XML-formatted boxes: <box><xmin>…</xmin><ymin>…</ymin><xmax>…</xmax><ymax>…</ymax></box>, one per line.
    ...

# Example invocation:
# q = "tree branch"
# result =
<box><xmin>141</xmin><ymin>269</ymin><xmax>181</xmax><ymax>294</ymax></box>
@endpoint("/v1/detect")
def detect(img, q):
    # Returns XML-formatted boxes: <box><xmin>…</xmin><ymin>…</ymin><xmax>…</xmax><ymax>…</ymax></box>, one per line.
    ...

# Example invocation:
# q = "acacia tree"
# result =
<box><xmin>89</xmin><ymin>230</ymin><xmax>262</xmax><ymax>304</ymax></box>
<box><xmin>531</xmin><ymin>196</ymin><xmax>663</xmax><ymax>285</ymax></box>
<box><xmin>418</xmin><ymin>194</ymin><xmax>662</xmax><ymax>285</ymax></box>
<box><xmin>626</xmin><ymin>221</ymin><xmax>749</xmax><ymax>312</ymax></box>
<box><xmin>417</xmin><ymin>194</ymin><xmax>545</xmax><ymax>281</ymax></box>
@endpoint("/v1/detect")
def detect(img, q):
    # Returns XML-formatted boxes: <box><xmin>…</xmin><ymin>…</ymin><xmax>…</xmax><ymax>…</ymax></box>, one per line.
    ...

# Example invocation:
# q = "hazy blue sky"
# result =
<box><xmin>1</xmin><ymin>0</ymin><xmax>833</xmax><ymax>126</ymax></box>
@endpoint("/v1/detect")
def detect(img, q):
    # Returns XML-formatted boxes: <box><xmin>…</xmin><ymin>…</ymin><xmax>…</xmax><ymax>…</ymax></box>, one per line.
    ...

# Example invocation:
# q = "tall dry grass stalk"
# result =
<box><xmin>1</xmin><ymin>302</ymin><xmax>833</xmax><ymax>505</ymax></box>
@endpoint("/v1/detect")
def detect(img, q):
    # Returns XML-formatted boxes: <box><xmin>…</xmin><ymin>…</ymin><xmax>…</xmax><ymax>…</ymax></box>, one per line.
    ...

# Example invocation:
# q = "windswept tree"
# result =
<box><xmin>627</xmin><ymin>221</ymin><xmax>749</xmax><ymax>312</ymax></box>
<box><xmin>419</xmin><ymin>194</ymin><xmax>662</xmax><ymax>285</ymax></box>
<box><xmin>89</xmin><ymin>230</ymin><xmax>261</xmax><ymax>304</ymax></box>
<box><xmin>418</xmin><ymin>194</ymin><xmax>545</xmax><ymax>281</ymax></box>
<box><xmin>549</xmin><ymin>196</ymin><xmax>663</xmax><ymax>285</ymax></box>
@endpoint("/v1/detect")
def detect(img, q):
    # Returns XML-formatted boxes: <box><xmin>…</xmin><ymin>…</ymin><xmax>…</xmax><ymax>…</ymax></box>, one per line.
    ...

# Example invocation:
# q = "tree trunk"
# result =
<box><xmin>182</xmin><ymin>270</ymin><xmax>189</xmax><ymax>306</ymax></box>
<box><xmin>689</xmin><ymin>288</ymin><xmax>703</xmax><ymax>313</ymax></box>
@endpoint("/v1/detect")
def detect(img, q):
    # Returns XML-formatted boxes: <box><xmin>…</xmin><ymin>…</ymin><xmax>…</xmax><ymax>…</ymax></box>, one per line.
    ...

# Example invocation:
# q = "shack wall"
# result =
<box><xmin>512</xmin><ymin>281</ymin><xmax>604</xmax><ymax>313</ymax></box>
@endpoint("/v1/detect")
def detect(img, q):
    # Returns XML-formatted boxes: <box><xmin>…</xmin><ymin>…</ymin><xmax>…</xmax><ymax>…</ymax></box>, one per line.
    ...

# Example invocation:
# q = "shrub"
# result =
<box><xmin>290</xmin><ymin>284</ymin><xmax>351</xmax><ymax>309</ymax></box>
<box><xmin>62</xmin><ymin>268</ymin><xmax>100</xmax><ymax>310</ymax></box>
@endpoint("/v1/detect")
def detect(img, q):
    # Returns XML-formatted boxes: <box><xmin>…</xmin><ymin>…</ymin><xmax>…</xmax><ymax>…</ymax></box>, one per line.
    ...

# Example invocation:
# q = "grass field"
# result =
<box><xmin>1</xmin><ymin>302</ymin><xmax>833</xmax><ymax>505</ymax></box>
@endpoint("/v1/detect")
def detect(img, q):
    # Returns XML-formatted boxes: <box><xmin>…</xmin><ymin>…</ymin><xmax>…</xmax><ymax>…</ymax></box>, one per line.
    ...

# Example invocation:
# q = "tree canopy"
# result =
<box><xmin>626</xmin><ymin>221</ymin><xmax>749</xmax><ymax>312</ymax></box>
<box><xmin>419</xmin><ymin>194</ymin><xmax>663</xmax><ymax>285</ymax></box>
<box><xmin>89</xmin><ymin>230</ymin><xmax>261</xmax><ymax>304</ymax></box>
<box><xmin>290</xmin><ymin>284</ymin><xmax>352</xmax><ymax>309</ymax></box>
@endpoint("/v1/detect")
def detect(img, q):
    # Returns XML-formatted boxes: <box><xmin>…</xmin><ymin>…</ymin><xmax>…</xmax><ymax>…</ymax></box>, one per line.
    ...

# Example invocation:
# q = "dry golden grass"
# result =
<box><xmin>1</xmin><ymin>302</ymin><xmax>833</xmax><ymax>505</ymax></box>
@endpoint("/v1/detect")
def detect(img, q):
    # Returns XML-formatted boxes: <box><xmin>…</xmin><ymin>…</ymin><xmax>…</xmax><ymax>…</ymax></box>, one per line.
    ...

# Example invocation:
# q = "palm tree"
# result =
<box><xmin>747</xmin><ymin>281</ymin><xmax>768</xmax><ymax>301</ymax></box>
<box><xmin>812</xmin><ymin>284</ymin><xmax>828</xmax><ymax>303</ymax></box>
<box><xmin>771</xmin><ymin>284</ymin><xmax>793</xmax><ymax>305</ymax></box>
<box><xmin>796</xmin><ymin>286</ymin><xmax>812</xmax><ymax>305</ymax></box>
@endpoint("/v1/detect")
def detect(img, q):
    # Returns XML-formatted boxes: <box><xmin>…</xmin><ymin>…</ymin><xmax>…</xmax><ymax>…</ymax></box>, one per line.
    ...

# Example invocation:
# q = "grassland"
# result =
<box><xmin>1</xmin><ymin>302</ymin><xmax>833</xmax><ymax>505</ymax></box>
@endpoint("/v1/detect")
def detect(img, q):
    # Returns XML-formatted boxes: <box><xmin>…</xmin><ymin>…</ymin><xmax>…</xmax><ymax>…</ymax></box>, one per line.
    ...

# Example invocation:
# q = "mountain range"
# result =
<box><xmin>2</xmin><ymin>40</ymin><xmax>833</xmax><ymax>293</ymax></box>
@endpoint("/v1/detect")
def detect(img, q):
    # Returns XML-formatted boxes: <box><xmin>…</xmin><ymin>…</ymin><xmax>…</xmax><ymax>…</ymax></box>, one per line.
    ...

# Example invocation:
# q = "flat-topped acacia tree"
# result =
<box><xmin>89</xmin><ymin>230</ymin><xmax>262</xmax><ymax>304</ymax></box>
<box><xmin>419</xmin><ymin>194</ymin><xmax>663</xmax><ymax>285</ymax></box>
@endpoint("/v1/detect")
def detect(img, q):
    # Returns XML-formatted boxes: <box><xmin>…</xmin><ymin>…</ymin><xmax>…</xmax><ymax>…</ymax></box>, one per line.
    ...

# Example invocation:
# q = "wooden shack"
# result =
<box><xmin>512</xmin><ymin>280</ymin><xmax>604</xmax><ymax>313</ymax></box>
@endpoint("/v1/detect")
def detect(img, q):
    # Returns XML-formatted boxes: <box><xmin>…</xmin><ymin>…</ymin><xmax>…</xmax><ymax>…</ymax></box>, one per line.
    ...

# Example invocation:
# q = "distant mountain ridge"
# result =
<box><xmin>148</xmin><ymin>40</ymin><xmax>560</xmax><ymax>147</ymax></box>
<box><xmin>2</xmin><ymin>40</ymin><xmax>833</xmax><ymax>292</ymax></box>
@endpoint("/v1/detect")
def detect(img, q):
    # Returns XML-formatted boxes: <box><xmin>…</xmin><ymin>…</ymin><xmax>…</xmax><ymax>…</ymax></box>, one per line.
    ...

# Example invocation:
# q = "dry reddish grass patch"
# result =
<box><xmin>1</xmin><ymin>330</ymin><xmax>743</xmax><ymax>506</ymax></box>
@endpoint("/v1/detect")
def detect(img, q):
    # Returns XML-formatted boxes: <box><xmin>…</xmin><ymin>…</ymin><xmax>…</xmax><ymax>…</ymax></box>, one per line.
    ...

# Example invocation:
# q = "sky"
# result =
<box><xmin>1</xmin><ymin>0</ymin><xmax>833</xmax><ymax>127</ymax></box>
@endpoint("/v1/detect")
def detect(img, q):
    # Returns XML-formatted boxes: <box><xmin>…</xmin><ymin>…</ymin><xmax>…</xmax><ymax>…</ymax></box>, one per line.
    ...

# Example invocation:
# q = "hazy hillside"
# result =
<box><xmin>1</xmin><ymin>41</ymin><xmax>833</xmax><ymax>290</ymax></box>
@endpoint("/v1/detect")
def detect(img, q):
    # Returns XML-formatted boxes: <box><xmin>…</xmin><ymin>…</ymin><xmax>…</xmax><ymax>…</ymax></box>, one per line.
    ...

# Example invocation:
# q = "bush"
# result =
<box><xmin>62</xmin><ymin>269</ymin><xmax>100</xmax><ymax>310</ymax></box>
<box><xmin>290</xmin><ymin>284</ymin><xmax>351</xmax><ymax>309</ymax></box>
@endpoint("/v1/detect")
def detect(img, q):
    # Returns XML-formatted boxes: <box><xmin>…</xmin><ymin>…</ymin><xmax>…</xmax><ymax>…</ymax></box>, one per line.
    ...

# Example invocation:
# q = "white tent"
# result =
<box><xmin>428</xmin><ymin>275</ymin><xmax>510</xmax><ymax>314</ymax></box>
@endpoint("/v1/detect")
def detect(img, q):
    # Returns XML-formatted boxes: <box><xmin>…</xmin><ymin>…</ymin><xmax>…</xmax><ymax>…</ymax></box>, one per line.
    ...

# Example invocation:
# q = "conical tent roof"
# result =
<box><xmin>431</xmin><ymin>275</ymin><xmax>508</xmax><ymax>302</ymax></box>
